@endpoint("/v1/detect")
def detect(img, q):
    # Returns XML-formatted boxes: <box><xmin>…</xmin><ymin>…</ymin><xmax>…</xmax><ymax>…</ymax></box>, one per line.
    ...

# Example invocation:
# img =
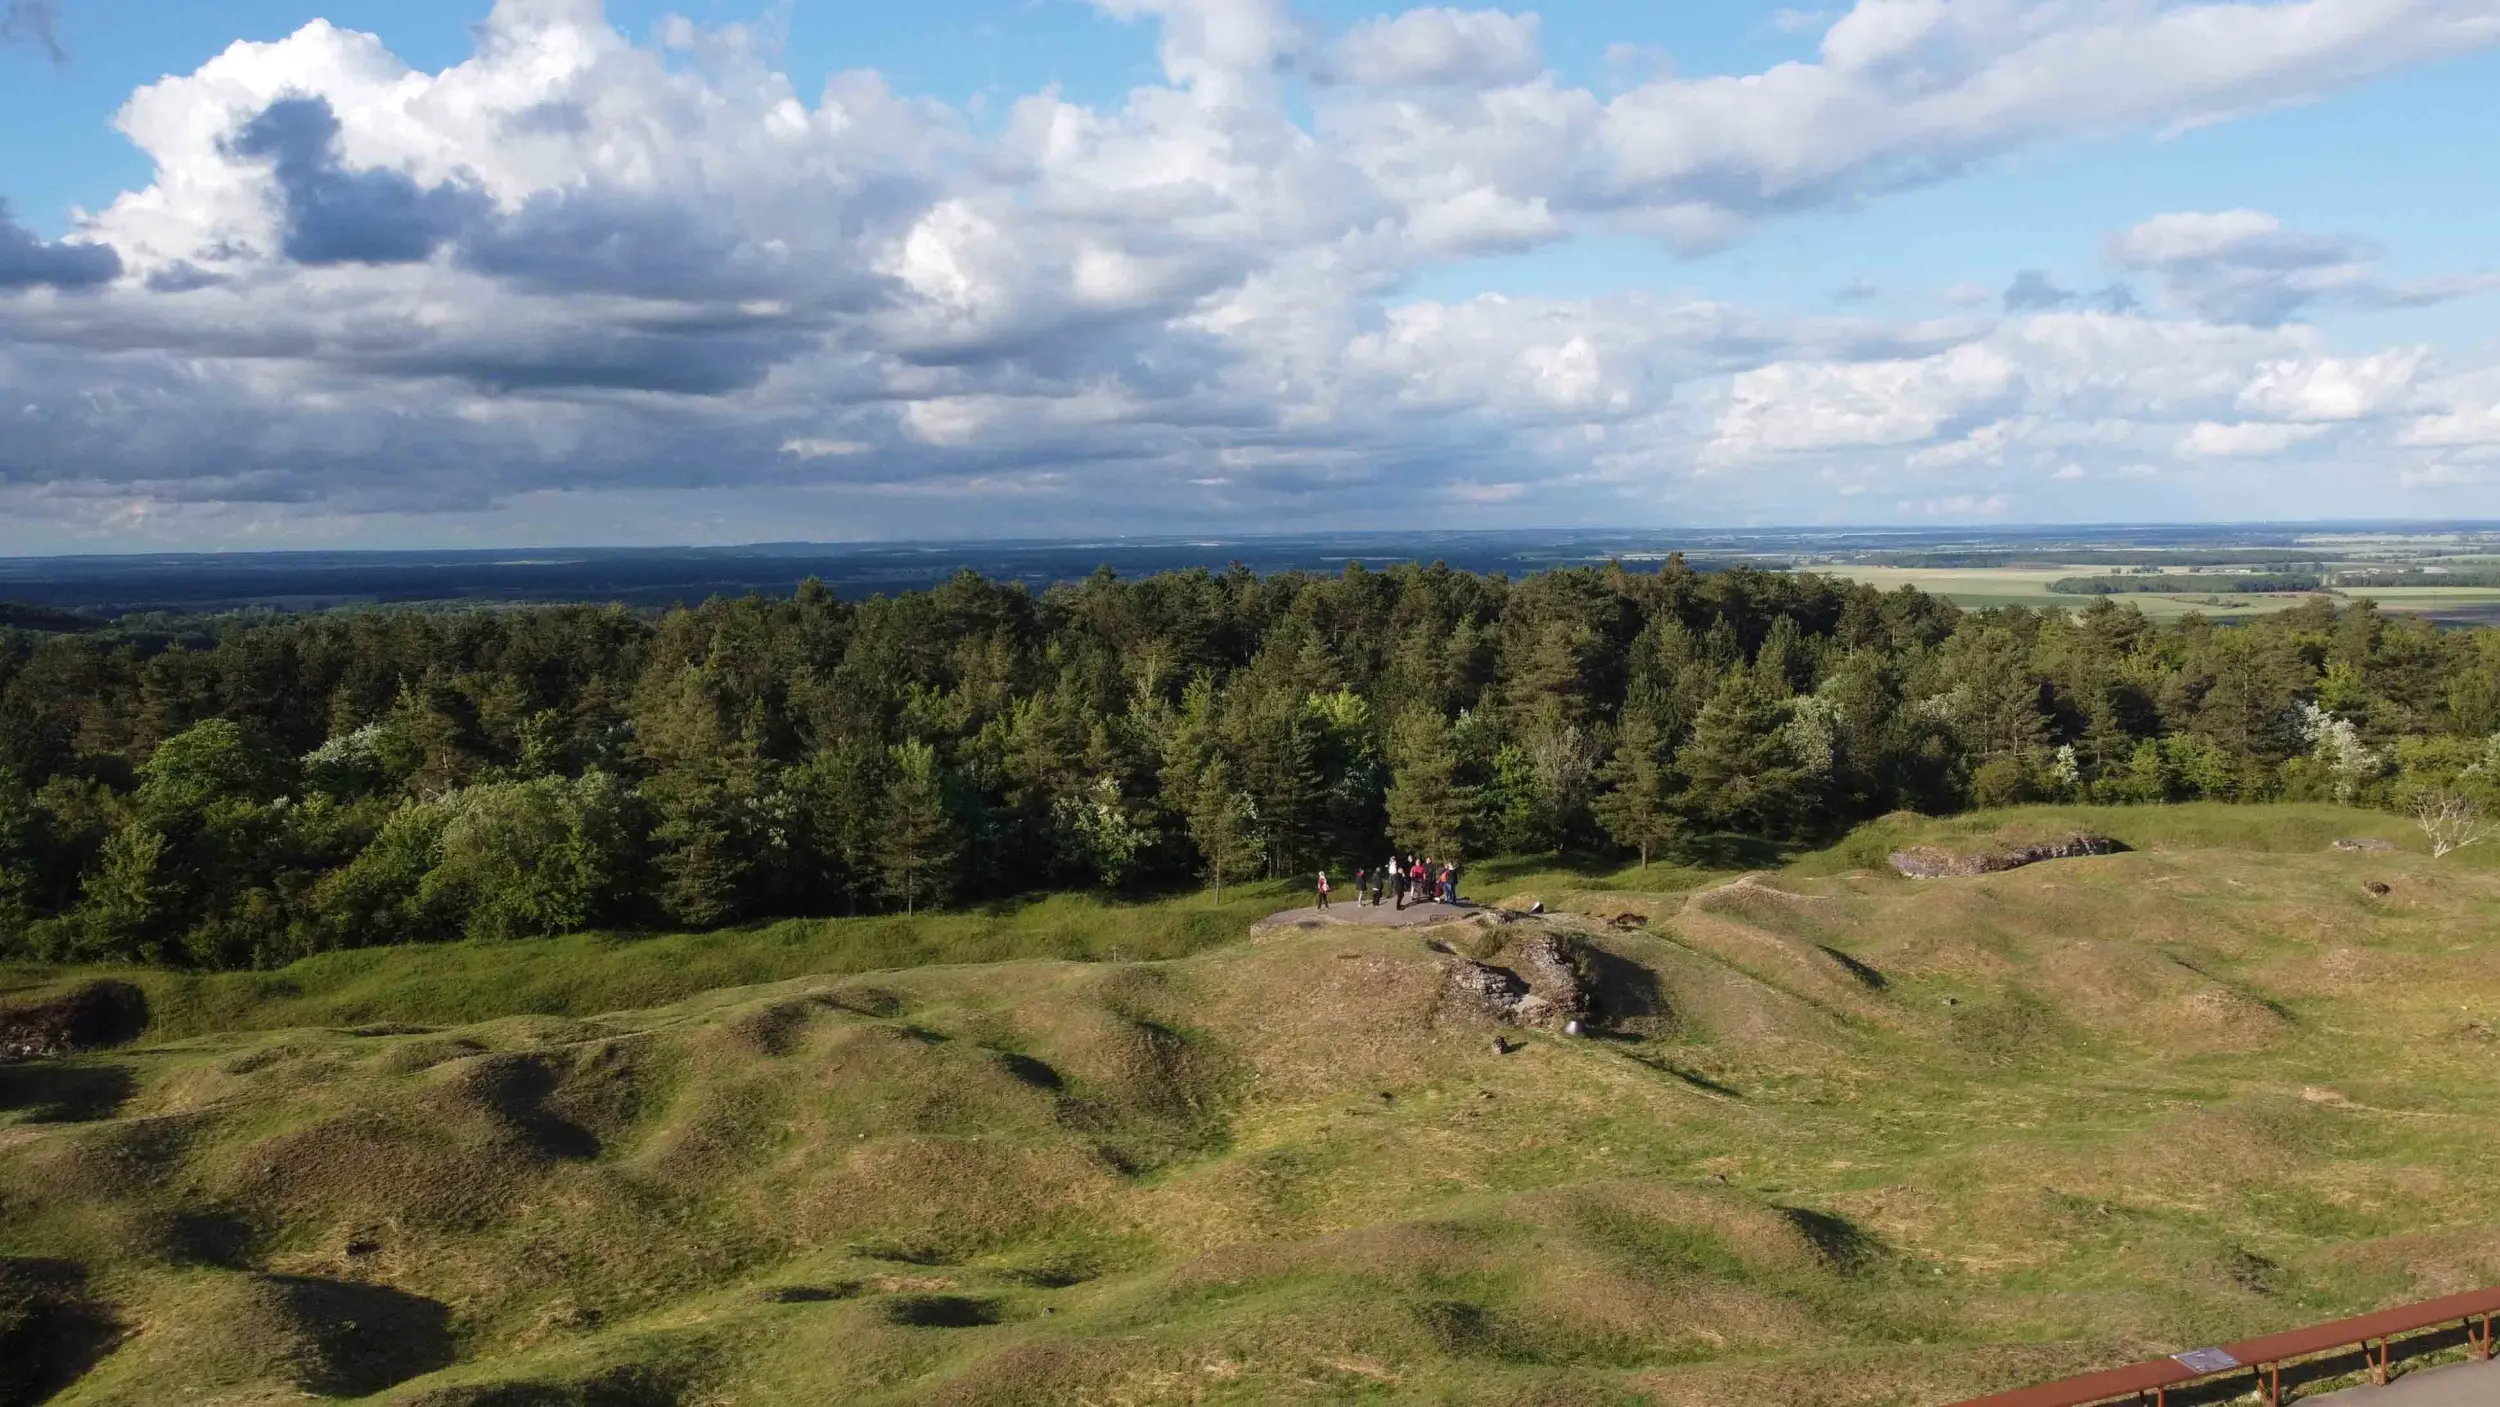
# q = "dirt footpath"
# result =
<box><xmin>1256</xmin><ymin>898</ymin><xmax>1485</xmax><ymax>930</ymax></box>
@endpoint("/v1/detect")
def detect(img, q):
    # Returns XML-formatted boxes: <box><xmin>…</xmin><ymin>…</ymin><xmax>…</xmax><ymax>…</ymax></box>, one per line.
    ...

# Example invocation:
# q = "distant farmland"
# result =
<box><xmin>1809</xmin><ymin>565</ymin><xmax>2500</xmax><ymax>623</ymax></box>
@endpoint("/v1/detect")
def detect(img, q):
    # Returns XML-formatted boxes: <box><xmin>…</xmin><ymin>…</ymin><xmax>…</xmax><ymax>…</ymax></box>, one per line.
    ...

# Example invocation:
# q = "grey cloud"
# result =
<box><xmin>199</xmin><ymin>96</ymin><xmax>879</xmax><ymax>394</ymax></box>
<box><xmin>374</xmin><ymin>323</ymin><xmax>804</xmax><ymax>396</ymax></box>
<box><xmin>0</xmin><ymin>201</ymin><xmax>119</xmax><ymax>290</ymax></box>
<box><xmin>2104</xmin><ymin>212</ymin><xmax>2407</xmax><ymax>326</ymax></box>
<box><xmin>456</xmin><ymin>185</ymin><xmax>894</xmax><ymax>311</ymax></box>
<box><xmin>229</xmin><ymin>96</ymin><xmax>488</xmax><ymax>266</ymax></box>
<box><xmin>2</xmin><ymin>0</ymin><xmax>63</xmax><ymax>64</ymax></box>
<box><xmin>461</xmin><ymin>189</ymin><xmax>759</xmax><ymax>299</ymax></box>
<box><xmin>502</xmin><ymin>99</ymin><xmax>591</xmax><ymax>137</ymax></box>
<box><xmin>2002</xmin><ymin>269</ymin><xmax>2072</xmax><ymax>312</ymax></box>
<box><xmin>228</xmin><ymin>91</ymin><xmax>909</xmax><ymax>308</ymax></box>
<box><xmin>144</xmin><ymin>260</ymin><xmax>226</xmax><ymax>293</ymax></box>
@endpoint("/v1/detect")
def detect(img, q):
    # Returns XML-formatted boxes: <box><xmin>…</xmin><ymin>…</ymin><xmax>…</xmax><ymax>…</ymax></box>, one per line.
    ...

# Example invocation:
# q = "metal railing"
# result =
<box><xmin>1945</xmin><ymin>1286</ymin><xmax>2500</xmax><ymax>1406</ymax></box>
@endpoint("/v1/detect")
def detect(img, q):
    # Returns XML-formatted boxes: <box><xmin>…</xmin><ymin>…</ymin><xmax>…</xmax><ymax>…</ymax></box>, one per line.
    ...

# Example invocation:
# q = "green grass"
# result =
<box><xmin>8</xmin><ymin>802</ymin><xmax>2466</xmax><ymax>1044</ymax></box>
<box><xmin>9</xmin><ymin>805</ymin><xmax>2500</xmax><ymax>1405</ymax></box>
<box><xmin>0</xmin><ymin>881</ymin><xmax>1298</xmax><ymax>1041</ymax></box>
<box><xmin>1790</xmin><ymin>799</ymin><xmax>2477</xmax><ymax>874</ymax></box>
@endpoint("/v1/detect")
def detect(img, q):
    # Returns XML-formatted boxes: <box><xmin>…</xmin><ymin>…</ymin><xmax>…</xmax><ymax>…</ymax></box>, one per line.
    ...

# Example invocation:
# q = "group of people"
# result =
<box><xmin>1316</xmin><ymin>855</ymin><xmax>1460</xmax><ymax>910</ymax></box>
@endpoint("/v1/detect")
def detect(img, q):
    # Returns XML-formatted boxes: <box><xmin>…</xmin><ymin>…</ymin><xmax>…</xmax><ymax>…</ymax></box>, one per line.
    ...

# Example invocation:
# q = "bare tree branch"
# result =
<box><xmin>2411</xmin><ymin>789</ymin><xmax>2492</xmax><ymax>860</ymax></box>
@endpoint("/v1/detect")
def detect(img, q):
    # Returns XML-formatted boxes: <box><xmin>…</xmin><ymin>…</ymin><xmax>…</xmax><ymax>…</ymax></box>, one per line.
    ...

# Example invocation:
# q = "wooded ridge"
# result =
<box><xmin>1</xmin><ymin>558</ymin><xmax>2494</xmax><ymax>968</ymax></box>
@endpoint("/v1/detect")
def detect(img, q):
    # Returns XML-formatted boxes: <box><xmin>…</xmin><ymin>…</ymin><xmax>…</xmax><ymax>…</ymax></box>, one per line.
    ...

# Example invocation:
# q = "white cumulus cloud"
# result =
<box><xmin>1330</xmin><ymin>8</ymin><xmax>1544</xmax><ymax>86</ymax></box>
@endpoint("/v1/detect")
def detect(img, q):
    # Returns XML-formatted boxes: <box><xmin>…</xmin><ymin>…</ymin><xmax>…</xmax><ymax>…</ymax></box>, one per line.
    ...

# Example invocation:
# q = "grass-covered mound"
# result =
<box><xmin>0</xmin><ymin>885</ymin><xmax>1297</xmax><ymax>1044</ymax></box>
<box><xmin>5</xmin><ymin>804</ymin><xmax>2500</xmax><ymax>1404</ymax></box>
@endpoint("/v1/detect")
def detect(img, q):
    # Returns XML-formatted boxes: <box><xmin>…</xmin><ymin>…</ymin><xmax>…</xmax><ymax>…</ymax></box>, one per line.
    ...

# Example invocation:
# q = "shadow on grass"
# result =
<box><xmin>1816</xmin><ymin>945</ymin><xmax>1889</xmax><ymax>991</ymax></box>
<box><xmin>0</xmin><ymin>1061</ymin><xmax>136</xmax><ymax>1123</ymax></box>
<box><xmin>1775</xmin><ymin>1206</ymin><xmax>1882</xmax><ymax>1274</ymax></box>
<box><xmin>883</xmin><ymin>1294</ymin><xmax>1001</xmax><ymax>1328</ymax></box>
<box><xmin>268</xmin><ymin>1274</ymin><xmax>456</xmax><ymax>1397</ymax></box>
<box><xmin>1619</xmin><ymin>1050</ymin><xmax>1743</xmax><ymax>1099</ymax></box>
<box><xmin>0</xmin><ymin>1258</ymin><xmax>120</xmax><ymax>1407</ymax></box>
<box><xmin>1672</xmin><ymin>831</ymin><xmax>1790</xmax><ymax>871</ymax></box>
<box><xmin>160</xmin><ymin>1208</ymin><xmax>258</xmax><ymax>1269</ymax></box>
<box><xmin>760</xmin><ymin>1283</ymin><xmax>860</xmax><ymax>1303</ymax></box>
<box><xmin>1579</xmin><ymin>944</ymin><xmax>1670</xmax><ymax>1029</ymax></box>
<box><xmin>397</xmin><ymin>1365</ymin><xmax>686</xmax><ymax>1407</ymax></box>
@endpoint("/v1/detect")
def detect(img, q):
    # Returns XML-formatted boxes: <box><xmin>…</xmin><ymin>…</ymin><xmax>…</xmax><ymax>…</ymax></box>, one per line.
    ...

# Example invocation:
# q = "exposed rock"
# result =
<box><xmin>1607</xmin><ymin>912</ymin><xmax>1647</xmax><ymax>930</ymax></box>
<box><xmin>1888</xmin><ymin>834</ymin><xmax>2120</xmax><ymax>879</ymax></box>
<box><xmin>2364</xmin><ymin>880</ymin><xmax>2393</xmax><ymax>897</ymax></box>
<box><xmin>0</xmin><ymin>981</ymin><xmax>149</xmax><ymax>1063</ymax></box>
<box><xmin>1447</xmin><ymin>962</ymin><xmax>1530</xmax><ymax>1013</ymax></box>
<box><xmin>2332</xmin><ymin>838</ymin><xmax>2394</xmax><ymax>853</ymax></box>
<box><xmin>1506</xmin><ymin>933</ymin><xmax>1593</xmax><ymax>1026</ymax></box>
<box><xmin>1442</xmin><ymin>930</ymin><xmax>1593</xmax><ymax>1032</ymax></box>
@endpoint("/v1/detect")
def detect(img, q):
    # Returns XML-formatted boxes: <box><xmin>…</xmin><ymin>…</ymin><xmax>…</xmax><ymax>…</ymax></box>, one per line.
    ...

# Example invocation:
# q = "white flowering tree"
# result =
<box><xmin>1054</xmin><ymin>776</ymin><xmax>1152</xmax><ymax>889</ymax></box>
<box><xmin>2295</xmin><ymin>702</ymin><xmax>2387</xmax><ymax>804</ymax></box>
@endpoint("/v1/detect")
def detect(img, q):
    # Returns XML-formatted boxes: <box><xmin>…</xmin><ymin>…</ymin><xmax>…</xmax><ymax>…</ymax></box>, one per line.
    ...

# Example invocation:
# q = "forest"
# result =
<box><xmin>2</xmin><ymin>557</ymin><xmax>2497</xmax><ymax>969</ymax></box>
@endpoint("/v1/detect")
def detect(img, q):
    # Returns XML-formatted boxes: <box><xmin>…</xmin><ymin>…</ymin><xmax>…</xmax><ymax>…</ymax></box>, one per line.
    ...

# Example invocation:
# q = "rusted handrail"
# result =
<box><xmin>1946</xmin><ymin>1285</ymin><xmax>2500</xmax><ymax>1407</ymax></box>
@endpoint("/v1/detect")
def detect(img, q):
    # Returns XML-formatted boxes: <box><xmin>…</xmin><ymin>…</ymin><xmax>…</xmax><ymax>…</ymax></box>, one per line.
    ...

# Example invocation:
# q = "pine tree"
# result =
<box><xmin>1185</xmin><ymin>758</ymin><xmax>1259</xmax><ymax>906</ymax></box>
<box><xmin>652</xmin><ymin>787</ymin><xmax>744</xmax><ymax>928</ymax></box>
<box><xmin>1231</xmin><ymin>691</ymin><xmax>1322</xmax><ymax>877</ymax></box>
<box><xmin>1592</xmin><ymin>712</ymin><xmax>1680</xmax><ymax>871</ymax></box>
<box><xmin>792</xmin><ymin>737</ymin><xmax>892</xmax><ymax>914</ymax></box>
<box><xmin>1951</xmin><ymin>626</ymin><xmax>2051</xmax><ymax>763</ymax></box>
<box><xmin>1624</xmin><ymin>616</ymin><xmax>1697</xmax><ymax>731</ymax></box>
<box><xmin>0</xmin><ymin>771</ymin><xmax>37</xmax><ymax>941</ymax></box>
<box><xmin>1385</xmin><ymin>708</ymin><xmax>1476</xmax><ymax>863</ymax></box>
<box><xmin>79</xmin><ymin>822</ymin><xmax>171</xmax><ymax>962</ymax></box>
<box><xmin>1676</xmin><ymin>662</ymin><xmax>1807</xmax><ymax>836</ymax></box>
<box><xmin>878</xmin><ymin>740</ymin><xmax>960</xmax><ymax>915</ymax></box>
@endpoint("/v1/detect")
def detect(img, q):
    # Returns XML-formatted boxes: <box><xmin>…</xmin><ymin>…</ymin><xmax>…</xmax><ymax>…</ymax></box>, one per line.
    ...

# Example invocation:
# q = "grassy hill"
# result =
<box><xmin>6</xmin><ymin>805</ymin><xmax>2500</xmax><ymax>1405</ymax></box>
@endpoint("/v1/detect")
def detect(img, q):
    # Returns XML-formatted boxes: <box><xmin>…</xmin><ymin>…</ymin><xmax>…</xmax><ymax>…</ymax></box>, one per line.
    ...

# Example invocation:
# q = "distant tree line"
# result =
<box><xmin>2</xmin><ymin>560</ymin><xmax>2496</xmax><ymax>968</ymax></box>
<box><xmin>2329</xmin><ymin>568</ymin><xmax>2500</xmax><ymax>589</ymax></box>
<box><xmin>2050</xmin><ymin>573</ymin><xmax>2326</xmax><ymax>595</ymax></box>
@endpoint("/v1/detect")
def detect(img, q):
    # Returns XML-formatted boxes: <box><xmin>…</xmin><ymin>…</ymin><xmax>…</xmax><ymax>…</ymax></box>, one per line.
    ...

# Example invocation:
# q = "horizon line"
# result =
<box><xmin>7</xmin><ymin>518</ymin><xmax>2500</xmax><ymax>565</ymax></box>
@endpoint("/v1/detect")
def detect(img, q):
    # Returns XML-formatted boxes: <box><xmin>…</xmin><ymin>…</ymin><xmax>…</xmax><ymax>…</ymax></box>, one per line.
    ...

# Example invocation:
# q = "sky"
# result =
<box><xmin>2</xmin><ymin>0</ymin><xmax>2499</xmax><ymax>552</ymax></box>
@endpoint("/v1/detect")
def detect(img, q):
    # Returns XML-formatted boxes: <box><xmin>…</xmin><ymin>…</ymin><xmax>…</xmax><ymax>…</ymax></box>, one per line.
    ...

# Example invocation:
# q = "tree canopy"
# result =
<box><xmin>0</xmin><ymin>563</ymin><xmax>2493</xmax><ymax>967</ymax></box>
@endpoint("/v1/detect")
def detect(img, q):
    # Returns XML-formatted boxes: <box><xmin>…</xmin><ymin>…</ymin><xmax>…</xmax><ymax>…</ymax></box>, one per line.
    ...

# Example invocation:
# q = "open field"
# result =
<box><xmin>1811</xmin><ymin>565</ymin><xmax>2500</xmax><ymax>623</ymax></box>
<box><xmin>1811</xmin><ymin>566</ymin><xmax>2321</xmax><ymax>619</ymax></box>
<box><xmin>7</xmin><ymin>805</ymin><xmax>2500</xmax><ymax>1404</ymax></box>
<box><xmin>2333</xmin><ymin>586</ymin><xmax>2500</xmax><ymax>626</ymax></box>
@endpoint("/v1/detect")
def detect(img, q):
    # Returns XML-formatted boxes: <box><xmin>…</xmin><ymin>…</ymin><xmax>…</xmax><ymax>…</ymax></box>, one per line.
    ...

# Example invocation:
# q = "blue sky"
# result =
<box><xmin>2</xmin><ymin>0</ymin><xmax>2499</xmax><ymax>550</ymax></box>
